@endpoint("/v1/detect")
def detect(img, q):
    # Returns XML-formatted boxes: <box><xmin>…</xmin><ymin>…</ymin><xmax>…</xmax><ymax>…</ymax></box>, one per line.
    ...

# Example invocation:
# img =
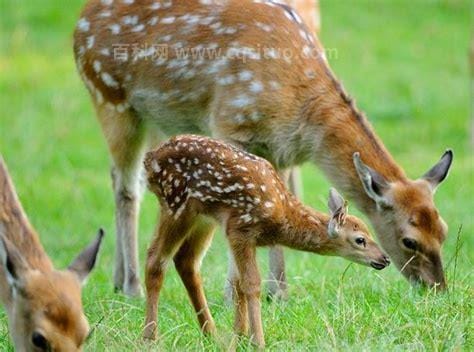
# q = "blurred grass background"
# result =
<box><xmin>0</xmin><ymin>0</ymin><xmax>472</xmax><ymax>350</ymax></box>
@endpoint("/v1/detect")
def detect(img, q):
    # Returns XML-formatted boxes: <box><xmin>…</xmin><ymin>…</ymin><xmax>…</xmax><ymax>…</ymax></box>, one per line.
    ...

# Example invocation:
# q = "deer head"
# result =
<box><xmin>327</xmin><ymin>188</ymin><xmax>390</xmax><ymax>270</ymax></box>
<box><xmin>0</xmin><ymin>231</ymin><xmax>103</xmax><ymax>351</ymax></box>
<box><xmin>0</xmin><ymin>156</ymin><xmax>104</xmax><ymax>351</ymax></box>
<box><xmin>353</xmin><ymin>150</ymin><xmax>453</xmax><ymax>289</ymax></box>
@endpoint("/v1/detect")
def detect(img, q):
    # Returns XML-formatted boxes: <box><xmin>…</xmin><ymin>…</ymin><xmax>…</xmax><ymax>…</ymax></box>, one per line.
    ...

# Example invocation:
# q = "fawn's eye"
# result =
<box><xmin>32</xmin><ymin>331</ymin><xmax>49</xmax><ymax>351</ymax></box>
<box><xmin>355</xmin><ymin>237</ymin><xmax>366</xmax><ymax>247</ymax></box>
<box><xmin>402</xmin><ymin>238</ymin><xmax>418</xmax><ymax>251</ymax></box>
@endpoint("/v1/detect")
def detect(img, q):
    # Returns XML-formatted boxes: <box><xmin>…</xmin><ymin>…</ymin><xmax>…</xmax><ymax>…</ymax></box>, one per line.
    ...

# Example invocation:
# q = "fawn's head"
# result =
<box><xmin>326</xmin><ymin>188</ymin><xmax>390</xmax><ymax>270</ymax></box>
<box><xmin>353</xmin><ymin>150</ymin><xmax>453</xmax><ymax>289</ymax></box>
<box><xmin>0</xmin><ymin>230</ymin><xmax>104</xmax><ymax>352</ymax></box>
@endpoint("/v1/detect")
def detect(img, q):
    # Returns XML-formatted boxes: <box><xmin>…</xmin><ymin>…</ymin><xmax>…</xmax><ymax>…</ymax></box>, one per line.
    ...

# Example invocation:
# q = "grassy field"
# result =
<box><xmin>0</xmin><ymin>0</ymin><xmax>472</xmax><ymax>350</ymax></box>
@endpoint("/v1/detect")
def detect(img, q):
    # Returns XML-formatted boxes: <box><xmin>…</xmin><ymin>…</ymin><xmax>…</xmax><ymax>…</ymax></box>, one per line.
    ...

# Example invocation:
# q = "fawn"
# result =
<box><xmin>142</xmin><ymin>135</ymin><xmax>389</xmax><ymax>347</ymax></box>
<box><xmin>74</xmin><ymin>0</ymin><xmax>452</xmax><ymax>298</ymax></box>
<box><xmin>0</xmin><ymin>156</ymin><xmax>104</xmax><ymax>351</ymax></box>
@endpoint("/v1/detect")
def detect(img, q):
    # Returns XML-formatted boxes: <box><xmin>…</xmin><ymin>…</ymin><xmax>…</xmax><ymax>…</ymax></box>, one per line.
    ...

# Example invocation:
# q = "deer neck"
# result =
<box><xmin>0</xmin><ymin>161</ymin><xmax>53</xmax><ymax>272</ymax></box>
<box><xmin>276</xmin><ymin>202</ymin><xmax>336</xmax><ymax>255</ymax></box>
<box><xmin>299</xmin><ymin>70</ymin><xmax>407</xmax><ymax>214</ymax></box>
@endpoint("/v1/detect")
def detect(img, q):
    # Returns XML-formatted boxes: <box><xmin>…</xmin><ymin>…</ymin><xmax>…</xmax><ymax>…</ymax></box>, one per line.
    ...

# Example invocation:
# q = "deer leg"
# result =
<box><xmin>233</xmin><ymin>276</ymin><xmax>249</xmax><ymax>336</ymax></box>
<box><xmin>266</xmin><ymin>169</ymin><xmax>296</xmax><ymax>301</ymax></box>
<box><xmin>173</xmin><ymin>216</ymin><xmax>216</xmax><ymax>335</ymax></box>
<box><xmin>224</xmin><ymin>250</ymin><xmax>240</xmax><ymax>306</ymax></box>
<box><xmin>228</xmin><ymin>237</ymin><xmax>264</xmax><ymax>348</ymax></box>
<box><xmin>288</xmin><ymin>167</ymin><xmax>303</xmax><ymax>200</ymax></box>
<box><xmin>144</xmin><ymin>209</ymin><xmax>193</xmax><ymax>340</ymax></box>
<box><xmin>96</xmin><ymin>105</ymin><xmax>148</xmax><ymax>296</ymax></box>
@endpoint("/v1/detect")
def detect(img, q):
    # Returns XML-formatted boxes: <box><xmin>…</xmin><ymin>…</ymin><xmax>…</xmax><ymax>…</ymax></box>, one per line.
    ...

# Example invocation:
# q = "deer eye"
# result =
<box><xmin>32</xmin><ymin>331</ymin><xmax>49</xmax><ymax>351</ymax></box>
<box><xmin>355</xmin><ymin>237</ymin><xmax>366</xmax><ymax>247</ymax></box>
<box><xmin>402</xmin><ymin>238</ymin><xmax>418</xmax><ymax>251</ymax></box>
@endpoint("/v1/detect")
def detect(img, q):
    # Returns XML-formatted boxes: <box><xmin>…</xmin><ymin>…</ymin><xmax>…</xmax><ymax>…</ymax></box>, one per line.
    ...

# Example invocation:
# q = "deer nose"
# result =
<box><xmin>383</xmin><ymin>255</ymin><xmax>391</xmax><ymax>265</ymax></box>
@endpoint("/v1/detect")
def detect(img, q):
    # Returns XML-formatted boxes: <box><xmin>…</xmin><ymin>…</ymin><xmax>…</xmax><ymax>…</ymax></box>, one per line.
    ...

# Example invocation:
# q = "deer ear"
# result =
<box><xmin>353</xmin><ymin>152</ymin><xmax>391</xmax><ymax>208</ymax></box>
<box><xmin>421</xmin><ymin>149</ymin><xmax>453</xmax><ymax>192</ymax></box>
<box><xmin>68</xmin><ymin>229</ymin><xmax>105</xmax><ymax>285</ymax></box>
<box><xmin>0</xmin><ymin>236</ymin><xmax>30</xmax><ymax>289</ymax></box>
<box><xmin>327</xmin><ymin>188</ymin><xmax>348</xmax><ymax>238</ymax></box>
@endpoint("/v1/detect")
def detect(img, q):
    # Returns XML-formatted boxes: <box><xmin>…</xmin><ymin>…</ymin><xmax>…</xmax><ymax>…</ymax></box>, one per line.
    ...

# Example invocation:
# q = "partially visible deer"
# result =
<box><xmin>74</xmin><ymin>0</ymin><xmax>452</xmax><ymax>298</ymax></box>
<box><xmin>286</xmin><ymin>0</ymin><xmax>320</xmax><ymax>34</ymax></box>
<box><xmin>0</xmin><ymin>156</ymin><xmax>104</xmax><ymax>351</ymax></box>
<box><xmin>142</xmin><ymin>135</ymin><xmax>389</xmax><ymax>347</ymax></box>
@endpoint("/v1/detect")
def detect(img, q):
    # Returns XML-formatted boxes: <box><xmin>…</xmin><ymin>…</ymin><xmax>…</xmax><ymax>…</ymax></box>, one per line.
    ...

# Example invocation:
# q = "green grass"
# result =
<box><xmin>0</xmin><ymin>0</ymin><xmax>472</xmax><ymax>350</ymax></box>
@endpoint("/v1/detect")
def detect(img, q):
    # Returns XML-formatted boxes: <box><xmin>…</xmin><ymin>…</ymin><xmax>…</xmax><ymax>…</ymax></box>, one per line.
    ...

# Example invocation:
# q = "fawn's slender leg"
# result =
<box><xmin>143</xmin><ymin>208</ymin><xmax>194</xmax><ymax>340</ymax></box>
<box><xmin>96</xmin><ymin>104</ymin><xmax>148</xmax><ymax>296</ymax></box>
<box><xmin>173</xmin><ymin>216</ymin><xmax>216</xmax><ymax>335</ymax></box>
<box><xmin>228</xmin><ymin>232</ymin><xmax>264</xmax><ymax>348</ymax></box>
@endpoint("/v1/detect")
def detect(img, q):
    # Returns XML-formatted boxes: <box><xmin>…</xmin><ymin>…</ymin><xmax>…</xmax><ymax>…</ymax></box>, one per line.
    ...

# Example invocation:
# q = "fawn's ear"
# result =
<box><xmin>68</xmin><ymin>229</ymin><xmax>105</xmax><ymax>285</ymax></box>
<box><xmin>353</xmin><ymin>152</ymin><xmax>391</xmax><ymax>208</ymax></box>
<box><xmin>421</xmin><ymin>149</ymin><xmax>453</xmax><ymax>192</ymax></box>
<box><xmin>0</xmin><ymin>235</ymin><xmax>30</xmax><ymax>289</ymax></box>
<box><xmin>327</xmin><ymin>188</ymin><xmax>348</xmax><ymax>238</ymax></box>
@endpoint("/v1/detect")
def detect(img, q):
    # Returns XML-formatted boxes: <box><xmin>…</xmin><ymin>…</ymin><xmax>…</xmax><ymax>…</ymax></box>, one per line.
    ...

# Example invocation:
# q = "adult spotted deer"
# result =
<box><xmin>0</xmin><ymin>156</ymin><xmax>104</xmax><ymax>351</ymax></box>
<box><xmin>143</xmin><ymin>135</ymin><xmax>389</xmax><ymax>347</ymax></box>
<box><xmin>74</xmin><ymin>0</ymin><xmax>452</xmax><ymax>297</ymax></box>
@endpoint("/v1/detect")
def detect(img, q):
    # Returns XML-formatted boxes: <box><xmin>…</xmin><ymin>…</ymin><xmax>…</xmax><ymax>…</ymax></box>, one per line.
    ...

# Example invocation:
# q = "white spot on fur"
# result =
<box><xmin>148</xmin><ymin>17</ymin><xmax>159</xmax><ymax>26</ymax></box>
<box><xmin>161</xmin><ymin>16</ymin><xmax>176</xmax><ymax>24</ymax></box>
<box><xmin>151</xmin><ymin>160</ymin><xmax>161</xmax><ymax>173</ymax></box>
<box><xmin>86</xmin><ymin>36</ymin><xmax>95</xmax><ymax>49</ymax></box>
<box><xmin>238</xmin><ymin>70</ymin><xmax>253</xmax><ymax>81</ymax></box>
<box><xmin>101</xmin><ymin>72</ymin><xmax>119</xmax><ymax>88</ymax></box>
<box><xmin>77</xmin><ymin>18</ymin><xmax>90</xmax><ymax>32</ymax></box>
<box><xmin>108</xmin><ymin>24</ymin><xmax>121</xmax><ymax>34</ymax></box>
<box><xmin>217</xmin><ymin>75</ymin><xmax>235</xmax><ymax>86</ymax></box>
<box><xmin>249</xmin><ymin>80</ymin><xmax>264</xmax><ymax>93</ymax></box>
<box><xmin>99</xmin><ymin>48</ymin><xmax>111</xmax><ymax>56</ymax></box>
<box><xmin>230</xmin><ymin>94</ymin><xmax>255</xmax><ymax>108</ymax></box>
<box><xmin>122</xmin><ymin>15</ymin><xmax>139</xmax><ymax>26</ymax></box>
<box><xmin>132</xmin><ymin>24</ymin><xmax>145</xmax><ymax>32</ymax></box>
<box><xmin>150</xmin><ymin>2</ymin><xmax>161</xmax><ymax>10</ymax></box>
<box><xmin>93</xmin><ymin>60</ymin><xmax>102</xmax><ymax>73</ymax></box>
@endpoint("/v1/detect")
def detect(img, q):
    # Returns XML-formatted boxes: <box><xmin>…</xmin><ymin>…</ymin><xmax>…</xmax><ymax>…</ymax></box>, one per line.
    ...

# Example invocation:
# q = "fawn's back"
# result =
<box><xmin>144</xmin><ymin>135</ymin><xmax>305</xmax><ymax>226</ymax></box>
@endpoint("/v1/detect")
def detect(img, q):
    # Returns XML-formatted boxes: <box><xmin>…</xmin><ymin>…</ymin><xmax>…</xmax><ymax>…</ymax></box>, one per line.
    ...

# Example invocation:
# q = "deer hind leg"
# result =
<box><xmin>227</xmin><ymin>230</ymin><xmax>264</xmax><ymax>348</ymax></box>
<box><xmin>144</xmin><ymin>208</ymin><xmax>194</xmax><ymax>340</ymax></box>
<box><xmin>96</xmin><ymin>104</ymin><xmax>148</xmax><ymax>296</ymax></box>
<box><xmin>173</xmin><ymin>216</ymin><xmax>216</xmax><ymax>335</ymax></box>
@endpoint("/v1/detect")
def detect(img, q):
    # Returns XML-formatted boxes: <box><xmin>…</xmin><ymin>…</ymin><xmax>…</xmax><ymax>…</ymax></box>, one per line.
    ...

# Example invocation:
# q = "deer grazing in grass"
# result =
<box><xmin>143</xmin><ymin>135</ymin><xmax>389</xmax><ymax>347</ymax></box>
<box><xmin>0</xmin><ymin>156</ymin><xmax>104</xmax><ymax>351</ymax></box>
<box><xmin>74</xmin><ymin>0</ymin><xmax>452</xmax><ymax>297</ymax></box>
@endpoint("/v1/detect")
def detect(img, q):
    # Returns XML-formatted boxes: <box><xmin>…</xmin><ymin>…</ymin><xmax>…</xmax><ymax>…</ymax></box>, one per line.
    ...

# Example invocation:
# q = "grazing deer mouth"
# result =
<box><xmin>370</xmin><ymin>262</ymin><xmax>386</xmax><ymax>270</ymax></box>
<box><xmin>370</xmin><ymin>256</ymin><xmax>390</xmax><ymax>270</ymax></box>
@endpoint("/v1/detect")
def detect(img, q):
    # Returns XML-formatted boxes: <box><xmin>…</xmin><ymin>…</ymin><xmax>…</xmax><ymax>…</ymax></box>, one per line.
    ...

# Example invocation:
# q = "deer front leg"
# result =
<box><xmin>98</xmin><ymin>105</ymin><xmax>148</xmax><ymax>296</ymax></box>
<box><xmin>266</xmin><ymin>169</ymin><xmax>300</xmax><ymax>300</ymax></box>
<box><xmin>228</xmin><ymin>236</ymin><xmax>264</xmax><ymax>348</ymax></box>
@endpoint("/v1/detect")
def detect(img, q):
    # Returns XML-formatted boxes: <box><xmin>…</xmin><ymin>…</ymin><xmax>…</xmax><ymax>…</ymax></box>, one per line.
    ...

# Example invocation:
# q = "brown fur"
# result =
<box><xmin>74</xmin><ymin>0</ymin><xmax>451</xmax><ymax>296</ymax></box>
<box><xmin>143</xmin><ymin>135</ymin><xmax>389</xmax><ymax>347</ymax></box>
<box><xmin>0</xmin><ymin>157</ymin><xmax>103</xmax><ymax>351</ymax></box>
